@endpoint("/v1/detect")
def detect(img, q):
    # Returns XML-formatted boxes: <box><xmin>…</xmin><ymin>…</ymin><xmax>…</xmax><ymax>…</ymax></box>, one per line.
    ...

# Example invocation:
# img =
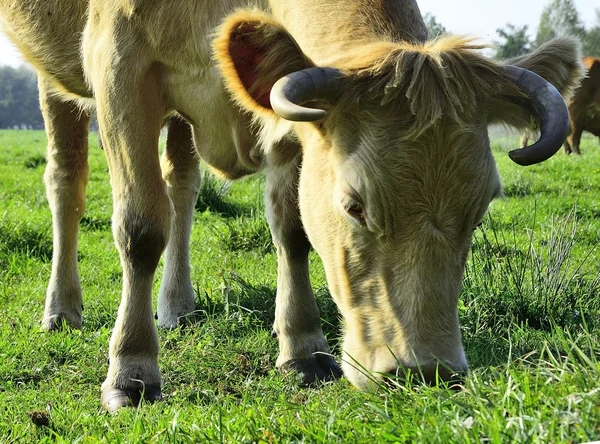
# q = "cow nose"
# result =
<box><xmin>386</xmin><ymin>362</ymin><xmax>466</xmax><ymax>386</ymax></box>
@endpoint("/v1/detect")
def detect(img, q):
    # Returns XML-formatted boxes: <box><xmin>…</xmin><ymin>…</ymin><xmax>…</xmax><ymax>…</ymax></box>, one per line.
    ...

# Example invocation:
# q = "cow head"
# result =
<box><xmin>214</xmin><ymin>10</ymin><xmax>583</xmax><ymax>389</ymax></box>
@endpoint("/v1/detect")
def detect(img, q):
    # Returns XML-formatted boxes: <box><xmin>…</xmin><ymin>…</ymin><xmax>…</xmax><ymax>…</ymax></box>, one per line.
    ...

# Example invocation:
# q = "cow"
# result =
<box><xmin>564</xmin><ymin>57</ymin><xmax>600</xmax><ymax>154</ymax></box>
<box><xmin>0</xmin><ymin>0</ymin><xmax>583</xmax><ymax>411</ymax></box>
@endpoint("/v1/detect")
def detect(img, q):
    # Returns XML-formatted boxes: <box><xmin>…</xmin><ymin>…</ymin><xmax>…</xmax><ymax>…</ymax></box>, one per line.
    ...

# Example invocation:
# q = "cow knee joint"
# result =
<box><xmin>115</xmin><ymin>216</ymin><xmax>169</xmax><ymax>274</ymax></box>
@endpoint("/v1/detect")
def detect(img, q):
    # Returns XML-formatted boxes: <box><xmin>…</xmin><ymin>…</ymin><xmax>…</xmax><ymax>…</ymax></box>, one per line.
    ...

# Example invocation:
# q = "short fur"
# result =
<box><xmin>339</xmin><ymin>37</ymin><xmax>525</xmax><ymax>136</ymax></box>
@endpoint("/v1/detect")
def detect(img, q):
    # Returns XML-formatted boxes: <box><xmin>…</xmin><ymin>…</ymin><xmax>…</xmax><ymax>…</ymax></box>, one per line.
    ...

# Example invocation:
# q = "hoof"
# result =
<box><xmin>101</xmin><ymin>385</ymin><xmax>161</xmax><ymax>412</ymax></box>
<box><xmin>280</xmin><ymin>354</ymin><xmax>343</xmax><ymax>386</ymax></box>
<box><xmin>42</xmin><ymin>314</ymin><xmax>82</xmax><ymax>331</ymax></box>
<box><xmin>156</xmin><ymin>311</ymin><xmax>199</xmax><ymax>329</ymax></box>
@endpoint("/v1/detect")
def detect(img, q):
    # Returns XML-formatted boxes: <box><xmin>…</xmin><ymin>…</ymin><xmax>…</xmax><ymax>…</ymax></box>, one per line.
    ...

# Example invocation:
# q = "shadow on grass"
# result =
<box><xmin>193</xmin><ymin>272</ymin><xmax>276</xmax><ymax>328</ymax></box>
<box><xmin>0</xmin><ymin>223</ymin><xmax>52</xmax><ymax>263</ymax></box>
<box><xmin>80</xmin><ymin>215</ymin><xmax>112</xmax><ymax>231</ymax></box>
<box><xmin>502</xmin><ymin>180</ymin><xmax>534</xmax><ymax>198</ymax></box>
<box><xmin>195</xmin><ymin>172</ymin><xmax>252</xmax><ymax>218</ymax></box>
<box><xmin>191</xmin><ymin>271</ymin><xmax>341</xmax><ymax>342</ymax></box>
<box><xmin>1</xmin><ymin>368</ymin><xmax>45</xmax><ymax>386</ymax></box>
<box><xmin>24</xmin><ymin>154</ymin><xmax>46</xmax><ymax>169</ymax></box>
<box><xmin>214</xmin><ymin>216</ymin><xmax>274</xmax><ymax>255</ymax></box>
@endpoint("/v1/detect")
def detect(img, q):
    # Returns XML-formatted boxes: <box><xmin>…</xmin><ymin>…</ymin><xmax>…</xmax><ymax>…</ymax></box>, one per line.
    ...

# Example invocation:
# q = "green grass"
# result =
<box><xmin>0</xmin><ymin>129</ymin><xmax>599</xmax><ymax>442</ymax></box>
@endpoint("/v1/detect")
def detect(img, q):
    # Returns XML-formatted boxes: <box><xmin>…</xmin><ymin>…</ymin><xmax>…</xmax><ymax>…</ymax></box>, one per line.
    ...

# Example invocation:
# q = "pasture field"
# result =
<box><xmin>0</xmin><ymin>129</ymin><xmax>599</xmax><ymax>443</ymax></box>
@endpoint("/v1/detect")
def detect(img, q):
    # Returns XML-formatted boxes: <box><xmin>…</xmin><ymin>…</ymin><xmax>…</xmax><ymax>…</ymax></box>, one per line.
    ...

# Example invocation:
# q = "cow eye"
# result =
<box><xmin>344</xmin><ymin>199</ymin><xmax>367</xmax><ymax>227</ymax></box>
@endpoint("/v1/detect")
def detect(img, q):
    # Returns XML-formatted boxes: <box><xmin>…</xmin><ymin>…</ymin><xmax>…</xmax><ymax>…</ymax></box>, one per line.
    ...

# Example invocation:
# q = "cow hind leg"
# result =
<box><xmin>157</xmin><ymin>116</ymin><xmax>201</xmax><ymax>328</ymax></box>
<box><xmin>266</xmin><ymin>153</ymin><xmax>342</xmax><ymax>385</ymax></box>
<box><xmin>39</xmin><ymin>76</ymin><xmax>89</xmax><ymax>331</ymax></box>
<box><xmin>571</xmin><ymin>128</ymin><xmax>583</xmax><ymax>155</ymax></box>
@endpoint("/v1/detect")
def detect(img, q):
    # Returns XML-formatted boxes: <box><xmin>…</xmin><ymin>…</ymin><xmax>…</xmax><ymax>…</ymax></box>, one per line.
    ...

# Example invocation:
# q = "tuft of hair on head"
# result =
<box><xmin>507</xmin><ymin>36</ymin><xmax>584</xmax><ymax>103</ymax></box>
<box><xmin>339</xmin><ymin>36</ymin><xmax>524</xmax><ymax>137</ymax></box>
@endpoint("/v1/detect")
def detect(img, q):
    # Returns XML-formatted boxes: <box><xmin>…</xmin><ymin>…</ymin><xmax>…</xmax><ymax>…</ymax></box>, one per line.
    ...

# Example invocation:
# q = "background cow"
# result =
<box><xmin>521</xmin><ymin>56</ymin><xmax>600</xmax><ymax>154</ymax></box>
<box><xmin>0</xmin><ymin>0</ymin><xmax>582</xmax><ymax>411</ymax></box>
<box><xmin>565</xmin><ymin>57</ymin><xmax>600</xmax><ymax>154</ymax></box>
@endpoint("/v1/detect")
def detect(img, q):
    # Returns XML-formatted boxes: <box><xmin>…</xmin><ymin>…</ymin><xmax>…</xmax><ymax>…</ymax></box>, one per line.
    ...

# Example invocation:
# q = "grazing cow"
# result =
<box><xmin>0</xmin><ymin>0</ymin><xmax>583</xmax><ymax>411</ymax></box>
<box><xmin>564</xmin><ymin>57</ymin><xmax>600</xmax><ymax>154</ymax></box>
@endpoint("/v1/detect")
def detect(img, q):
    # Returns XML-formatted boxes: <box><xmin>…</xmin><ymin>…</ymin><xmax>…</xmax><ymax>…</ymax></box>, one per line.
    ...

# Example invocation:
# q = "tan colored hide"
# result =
<box><xmin>0</xmin><ymin>0</ymin><xmax>583</xmax><ymax>409</ymax></box>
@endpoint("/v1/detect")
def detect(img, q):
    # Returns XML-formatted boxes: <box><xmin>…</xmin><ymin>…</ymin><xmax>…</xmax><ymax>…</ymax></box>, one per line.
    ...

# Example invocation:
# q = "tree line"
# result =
<box><xmin>0</xmin><ymin>65</ymin><xmax>99</xmax><ymax>131</ymax></box>
<box><xmin>0</xmin><ymin>65</ymin><xmax>44</xmax><ymax>129</ymax></box>
<box><xmin>425</xmin><ymin>0</ymin><xmax>600</xmax><ymax>59</ymax></box>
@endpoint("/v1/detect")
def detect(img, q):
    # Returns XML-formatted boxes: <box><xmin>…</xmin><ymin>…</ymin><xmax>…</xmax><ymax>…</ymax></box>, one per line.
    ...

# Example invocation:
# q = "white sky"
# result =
<box><xmin>0</xmin><ymin>0</ymin><xmax>598</xmax><ymax>67</ymax></box>
<box><xmin>418</xmin><ymin>0</ymin><xmax>598</xmax><ymax>40</ymax></box>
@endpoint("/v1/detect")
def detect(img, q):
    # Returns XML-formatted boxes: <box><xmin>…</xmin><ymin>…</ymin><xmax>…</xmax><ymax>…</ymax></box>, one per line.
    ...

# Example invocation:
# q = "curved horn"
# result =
<box><xmin>505</xmin><ymin>65</ymin><xmax>570</xmax><ymax>166</ymax></box>
<box><xmin>270</xmin><ymin>67</ymin><xmax>344</xmax><ymax>121</ymax></box>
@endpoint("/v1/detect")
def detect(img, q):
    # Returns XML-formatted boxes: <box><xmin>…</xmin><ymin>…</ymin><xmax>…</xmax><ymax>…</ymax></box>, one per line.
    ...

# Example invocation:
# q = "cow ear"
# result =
<box><xmin>486</xmin><ymin>37</ymin><xmax>584</xmax><ymax>128</ymax></box>
<box><xmin>214</xmin><ymin>10</ymin><xmax>313</xmax><ymax>118</ymax></box>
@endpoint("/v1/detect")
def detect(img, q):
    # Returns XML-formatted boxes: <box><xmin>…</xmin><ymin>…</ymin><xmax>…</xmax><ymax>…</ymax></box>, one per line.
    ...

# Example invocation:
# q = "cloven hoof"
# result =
<box><xmin>280</xmin><ymin>354</ymin><xmax>343</xmax><ymax>386</ymax></box>
<box><xmin>101</xmin><ymin>385</ymin><xmax>161</xmax><ymax>412</ymax></box>
<box><xmin>155</xmin><ymin>311</ymin><xmax>200</xmax><ymax>330</ymax></box>
<box><xmin>42</xmin><ymin>314</ymin><xmax>82</xmax><ymax>331</ymax></box>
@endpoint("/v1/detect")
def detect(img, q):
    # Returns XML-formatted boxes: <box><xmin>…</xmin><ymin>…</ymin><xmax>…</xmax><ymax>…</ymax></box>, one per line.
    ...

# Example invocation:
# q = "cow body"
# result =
<box><xmin>565</xmin><ymin>57</ymin><xmax>600</xmax><ymax>154</ymax></box>
<box><xmin>0</xmin><ymin>0</ymin><xmax>582</xmax><ymax>410</ymax></box>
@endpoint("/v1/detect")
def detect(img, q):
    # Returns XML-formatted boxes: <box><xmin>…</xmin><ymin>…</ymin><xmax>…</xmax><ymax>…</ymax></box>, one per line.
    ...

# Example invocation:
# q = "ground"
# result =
<box><xmin>0</xmin><ymin>129</ymin><xmax>599</xmax><ymax>442</ymax></box>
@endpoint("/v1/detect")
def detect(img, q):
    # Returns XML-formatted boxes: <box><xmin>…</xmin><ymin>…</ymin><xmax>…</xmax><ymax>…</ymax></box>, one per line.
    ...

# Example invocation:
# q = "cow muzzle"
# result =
<box><xmin>341</xmin><ymin>339</ymin><xmax>469</xmax><ymax>390</ymax></box>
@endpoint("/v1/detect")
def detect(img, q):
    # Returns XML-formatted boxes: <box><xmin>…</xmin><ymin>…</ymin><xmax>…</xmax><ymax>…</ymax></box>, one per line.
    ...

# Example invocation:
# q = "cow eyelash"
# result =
<box><xmin>346</xmin><ymin>201</ymin><xmax>362</xmax><ymax>217</ymax></box>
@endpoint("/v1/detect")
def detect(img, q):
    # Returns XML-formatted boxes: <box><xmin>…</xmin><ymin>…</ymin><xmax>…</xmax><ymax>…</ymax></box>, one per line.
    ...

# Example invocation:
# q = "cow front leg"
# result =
<box><xmin>39</xmin><ymin>76</ymin><xmax>89</xmax><ymax>330</ymax></box>
<box><xmin>157</xmin><ymin>116</ymin><xmax>201</xmax><ymax>328</ymax></box>
<box><xmin>87</xmin><ymin>53</ymin><xmax>170</xmax><ymax>410</ymax></box>
<box><xmin>266</xmin><ymin>154</ymin><xmax>342</xmax><ymax>384</ymax></box>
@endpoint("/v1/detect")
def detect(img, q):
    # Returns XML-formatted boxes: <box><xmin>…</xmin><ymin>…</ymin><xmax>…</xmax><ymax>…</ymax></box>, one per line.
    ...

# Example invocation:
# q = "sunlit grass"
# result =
<box><xmin>0</xmin><ymin>130</ymin><xmax>599</xmax><ymax>442</ymax></box>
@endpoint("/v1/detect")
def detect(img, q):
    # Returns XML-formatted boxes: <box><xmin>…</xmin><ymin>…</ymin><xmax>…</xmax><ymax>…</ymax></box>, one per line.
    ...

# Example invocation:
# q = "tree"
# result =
<box><xmin>495</xmin><ymin>24</ymin><xmax>532</xmax><ymax>59</ymax></box>
<box><xmin>582</xmin><ymin>9</ymin><xmax>600</xmax><ymax>57</ymax></box>
<box><xmin>535</xmin><ymin>0</ymin><xmax>585</xmax><ymax>47</ymax></box>
<box><xmin>0</xmin><ymin>66</ymin><xmax>43</xmax><ymax>129</ymax></box>
<box><xmin>423</xmin><ymin>13</ymin><xmax>446</xmax><ymax>39</ymax></box>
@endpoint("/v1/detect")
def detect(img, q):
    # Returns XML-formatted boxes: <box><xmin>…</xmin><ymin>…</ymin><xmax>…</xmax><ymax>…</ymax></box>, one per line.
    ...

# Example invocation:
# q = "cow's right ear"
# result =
<box><xmin>214</xmin><ymin>10</ymin><xmax>313</xmax><ymax>118</ymax></box>
<box><xmin>486</xmin><ymin>37</ymin><xmax>584</xmax><ymax>129</ymax></box>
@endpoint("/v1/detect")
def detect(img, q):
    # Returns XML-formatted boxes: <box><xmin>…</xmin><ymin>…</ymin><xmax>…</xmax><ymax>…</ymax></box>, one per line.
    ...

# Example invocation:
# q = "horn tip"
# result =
<box><xmin>508</xmin><ymin>149</ymin><xmax>534</xmax><ymax>166</ymax></box>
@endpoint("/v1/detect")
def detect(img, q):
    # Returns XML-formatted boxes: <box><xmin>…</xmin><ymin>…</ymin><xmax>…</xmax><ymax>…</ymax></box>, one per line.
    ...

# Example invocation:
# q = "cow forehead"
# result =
<box><xmin>329</xmin><ymin>113</ymin><xmax>493</xmax><ymax>175</ymax></box>
<box><xmin>323</xmin><ymin>118</ymin><xmax>499</xmax><ymax>233</ymax></box>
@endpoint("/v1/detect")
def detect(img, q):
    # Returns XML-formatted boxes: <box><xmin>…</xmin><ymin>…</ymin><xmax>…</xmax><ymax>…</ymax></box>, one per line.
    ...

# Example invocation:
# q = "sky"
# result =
<box><xmin>418</xmin><ymin>0</ymin><xmax>598</xmax><ymax>40</ymax></box>
<box><xmin>0</xmin><ymin>0</ymin><xmax>598</xmax><ymax>67</ymax></box>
